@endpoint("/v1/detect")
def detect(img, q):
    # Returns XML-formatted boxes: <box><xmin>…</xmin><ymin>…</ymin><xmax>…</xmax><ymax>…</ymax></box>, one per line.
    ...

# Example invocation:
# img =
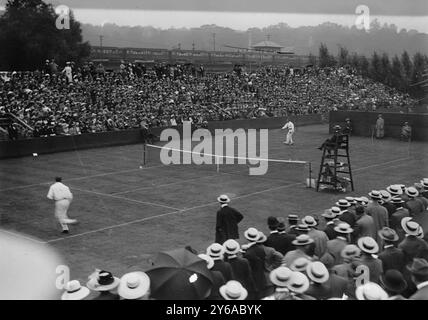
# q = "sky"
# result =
<box><xmin>1</xmin><ymin>0</ymin><xmax>427</xmax><ymax>32</ymax></box>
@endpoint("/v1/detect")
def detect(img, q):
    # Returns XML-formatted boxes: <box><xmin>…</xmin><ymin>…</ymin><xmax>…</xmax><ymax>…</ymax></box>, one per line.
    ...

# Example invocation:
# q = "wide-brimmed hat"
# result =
<box><xmin>288</xmin><ymin>214</ymin><xmax>299</xmax><ymax>221</ymax></box>
<box><xmin>295</xmin><ymin>224</ymin><xmax>310</xmax><ymax>232</ymax></box>
<box><xmin>401</xmin><ymin>217</ymin><xmax>420</xmax><ymax>236</ymax></box>
<box><xmin>207</xmin><ymin>243</ymin><xmax>225</xmax><ymax>258</ymax></box>
<box><xmin>219</xmin><ymin>280</ymin><xmax>248</xmax><ymax>300</ymax></box>
<box><xmin>290</xmin><ymin>257</ymin><xmax>310</xmax><ymax>272</ymax></box>
<box><xmin>61</xmin><ymin>280</ymin><xmax>90</xmax><ymax>300</ymax></box>
<box><xmin>306</xmin><ymin>262</ymin><xmax>329</xmax><ymax>284</ymax></box>
<box><xmin>380</xmin><ymin>190</ymin><xmax>391</xmax><ymax>202</ymax></box>
<box><xmin>277</xmin><ymin>217</ymin><xmax>286</xmax><ymax>231</ymax></box>
<box><xmin>391</xmin><ymin>197</ymin><xmax>404</xmax><ymax>204</ymax></box>
<box><xmin>341</xmin><ymin>244</ymin><xmax>361</xmax><ymax>260</ymax></box>
<box><xmin>405</xmin><ymin>187</ymin><xmax>419</xmax><ymax>198</ymax></box>
<box><xmin>358</xmin><ymin>237</ymin><xmax>379</xmax><ymax>254</ymax></box>
<box><xmin>301</xmin><ymin>216</ymin><xmax>317</xmax><ymax>227</ymax></box>
<box><xmin>420</xmin><ymin>178</ymin><xmax>428</xmax><ymax>188</ymax></box>
<box><xmin>335</xmin><ymin>199</ymin><xmax>351</xmax><ymax>208</ymax></box>
<box><xmin>378</xmin><ymin>227</ymin><xmax>399</xmax><ymax>242</ymax></box>
<box><xmin>287</xmin><ymin>272</ymin><xmax>310</xmax><ymax>294</ymax></box>
<box><xmin>407</xmin><ymin>258</ymin><xmax>428</xmax><ymax>276</ymax></box>
<box><xmin>198</xmin><ymin>253</ymin><xmax>214</xmax><ymax>269</ymax></box>
<box><xmin>417</xmin><ymin>226</ymin><xmax>424</xmax><ymax>239</ymax></box>
<box><xmin>223</xmin><ymin>239</ymin><xmax>240</xmax><ymax>255</ymax></box>
<box><xmin>217</xmin><ymin>194</ymin><xmax>231</xmax><ymax>203</ymax></box>
<box><xmin>256</xmin><ymin>232</ymin><xmax>267</xmax><ymax>243</ymax></box>
<box><xmin>334</xmin><ymin>222</ymin><xmax>353</xmax><ymax>234</ymax></box>
<box><xmin>380</xmin><ymin>270</ymin><xmax>407</xmax><ymax>293</ymax></box>
<box><xmin>87</xmin><ymin>270</ymin><xmax>120</xmax><ymax>291</ymax></box>
<box><xmin>355</xmin><ymin>282</ymin><xmax>388</xmax><ymax>300</ymax></box>
<box><xmin>118</xmin><ymin>272</ymin><xmax>150</xmax><ymax>300</ymax></box>
<box><xmin>244</xmin><ymin>227</ymin><xmax>260</xmax><ymax>242</ymax></box>
<box><xmin>345</xmin><ymin>197</ymin><xmax>356</xmax><ymax>205</ymax></box>
<box><xmin>292</xmin><ymin>234</ymin><xmax>314</xmax><ymax>246</ymax></box>
<box><xmin>368</xmin><ymin>190</ymin><xmax>382</xmax><ymax>200</ymax></box>
<box><xmin>267</xmin><ymin>216</ymin><xmax>279</xmax><ymax>229</ymax></box>
<box><xmin>269</xmin><ymin>267</ymin><xmax>293</xmax><ymax>287</ymax></box>
<box><xmin>386</xmin><ymin>185</ymin><xmax>403</xmax><ymax>196</ymax></box>
<box><xmin>322</xmin><ymin>209</ymin><xmax>337</xmax><ymax>219</ymax></box>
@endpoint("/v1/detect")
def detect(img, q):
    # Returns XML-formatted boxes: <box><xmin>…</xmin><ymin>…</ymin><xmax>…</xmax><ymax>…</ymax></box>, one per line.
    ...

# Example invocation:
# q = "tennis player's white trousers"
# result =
<box><xmin>55</xmin><ymin>199</ymin><xmax>76</xmax><ymax>231</ymax></box>
<box><xmin>286</xmin><ymin>132</ymin><xmax>294</xmax><ymax>144</ymax></box>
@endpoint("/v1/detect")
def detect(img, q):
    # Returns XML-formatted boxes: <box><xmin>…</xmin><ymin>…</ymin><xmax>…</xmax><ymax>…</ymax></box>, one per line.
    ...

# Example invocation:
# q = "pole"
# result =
<box><xmin>99</xmin><ymin>35</ymin><xmax>104</xmax><ymax>48</ymax></box>
<box><xmin>212</xmin><ymin>33</ymin><xmax>216</xmax><ymax>51</ymax></box>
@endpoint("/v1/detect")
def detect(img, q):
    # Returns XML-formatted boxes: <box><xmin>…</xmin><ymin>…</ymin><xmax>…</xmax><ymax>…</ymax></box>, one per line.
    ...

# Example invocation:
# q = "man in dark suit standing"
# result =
<box><xmin>215</xmin><ymin>195</ymin><xmax>243</xmax><ymax>244</ymax></box>
<box><xmin>377</xmin><ymin>227</ymin><xmax>406</xmax><ymax>273</ymax></box>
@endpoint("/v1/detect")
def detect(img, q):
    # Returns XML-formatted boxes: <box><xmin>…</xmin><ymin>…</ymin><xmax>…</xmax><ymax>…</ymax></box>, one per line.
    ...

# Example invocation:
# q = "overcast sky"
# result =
<box><xmin>1</xmin><ymin>0</ymin><xmax>427</xmax><ymax>32</ymax></box>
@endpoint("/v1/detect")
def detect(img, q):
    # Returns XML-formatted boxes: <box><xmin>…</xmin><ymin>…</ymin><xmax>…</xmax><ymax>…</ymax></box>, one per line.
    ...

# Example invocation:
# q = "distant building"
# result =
<box><xmin>252</xmin><ymin>40</ymin><xmax>284</xmax><ymax>52</ymax></box>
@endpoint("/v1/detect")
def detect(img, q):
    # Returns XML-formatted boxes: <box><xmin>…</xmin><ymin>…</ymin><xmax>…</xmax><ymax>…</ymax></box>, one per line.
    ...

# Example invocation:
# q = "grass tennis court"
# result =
<box><xmin>1</xmin><ymin>124</ymin><xmax>427</xmax><ymax>283</ymax></box>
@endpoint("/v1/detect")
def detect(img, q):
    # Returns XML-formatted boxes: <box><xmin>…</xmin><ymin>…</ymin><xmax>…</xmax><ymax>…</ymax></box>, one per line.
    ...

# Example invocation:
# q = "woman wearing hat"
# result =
<box><xmin>215</xmin><ymin>194</ymin><xmax>244</xmax><ymax>245</ymax></box>
<box><xmin>87</xmin><ymin>270</ymin><xmax>120</xmax><ymax>300</ymax></box>
<box><xmin>357</xmin><ymin>236</ymin><xmax>383</xmax><ymax>284</ymax></box>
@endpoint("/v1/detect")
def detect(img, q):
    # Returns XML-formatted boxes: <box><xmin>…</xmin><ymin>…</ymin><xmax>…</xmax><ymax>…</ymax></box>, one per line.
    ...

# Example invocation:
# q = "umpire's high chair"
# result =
<box><xmin>316</xmin><ymin>134</ymin><xmax>354</xmax><ymax>192</ymax></box>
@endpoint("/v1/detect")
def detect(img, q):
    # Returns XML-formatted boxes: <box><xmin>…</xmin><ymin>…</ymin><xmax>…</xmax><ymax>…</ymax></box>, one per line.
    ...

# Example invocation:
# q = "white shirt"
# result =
<box><xmin>62</xmin><ymin>66</ymin><xmax>72</xmax><ymax>77</ymax></box>
<box><xmin>282</xmin><ymin>121</ymin><xmax>295</xmax><ymax>133</ymax></box>
<box><xmin>47</xmin><ymin>182</ymin><xmax>73</xmax><ymax>201</ymax></box>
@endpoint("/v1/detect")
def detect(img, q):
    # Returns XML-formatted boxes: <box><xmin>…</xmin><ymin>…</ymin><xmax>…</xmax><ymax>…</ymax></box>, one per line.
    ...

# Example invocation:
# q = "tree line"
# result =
<box><xmin>313</xmin><ymin>43</ymin><xmax>428</xmax><ymax>99</ymax></box>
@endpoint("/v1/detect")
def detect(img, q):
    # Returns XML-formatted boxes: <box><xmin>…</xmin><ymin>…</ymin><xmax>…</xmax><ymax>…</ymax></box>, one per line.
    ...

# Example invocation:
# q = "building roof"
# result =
<box><xmin>252</xmin><ymin>40</ymin><xmax>283</xmax><ymax>49</ymax></box>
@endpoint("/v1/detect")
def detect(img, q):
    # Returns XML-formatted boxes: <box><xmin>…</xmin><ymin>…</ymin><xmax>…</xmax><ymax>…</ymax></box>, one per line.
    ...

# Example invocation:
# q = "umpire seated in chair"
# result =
<box><xmin>317</xmin><ymin>125</ymin><xmax>347</xmax><ymax>156</ymax></box>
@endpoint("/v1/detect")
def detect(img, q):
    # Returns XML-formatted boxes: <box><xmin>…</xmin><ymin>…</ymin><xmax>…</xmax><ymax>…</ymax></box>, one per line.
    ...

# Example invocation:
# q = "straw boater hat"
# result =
<box><xmin>61</xmin><ymin>280</ymin><xmax>90</xmax><ymax>300</ymax></box>
<box><xmin>118</xmin><ymin>272</ymin><xmax>150</xmax><ymax>300</ymax></box>
<box><xmin>387</xmin><ymin>185</ymin><xmax>403</xmax><ymax>196</ymax></box>
<box><xmin>345</xmin><ymin>197</ymin><xmax>356</xmax><ymax>205</ymax></box>
<box><xmin>420</xmin><ymin>178</ymin><xmax>428</xmax><ymax>189</ymax></box>
<box><xmin>380</xmin><ymin>270</ymin><xmax>407</xmax><ymax>293</ymax></box>
<box><xmin>291</xmin><ymin>257</ymin><xmax>310</xmax><ymax>272</ymax></box>
<box><xmin>368</xmin><ymin>190</ymin><xmax>382</xmax><ymax>200</ymax></box>
<box><xmin>295</xmin><ymin>224</ymin><xmax>310</xmax><ymax>232</ymax></box>
<box><xmin>322</xmin><ymin>207</ymin><xmax>338</xmax><ymax>219</ymax></box>
<box><xmin>306</xmin><ymin>262</ymin><xmax>329</xmax><ymax>284</ymax></box>
<box><xmin>269</xmin><ymin>267</ymin><xmax>293</xmax><ymax>287</ymax></box>
<box><xmin>357</xmin><ymin>237</ymin><xmax>379</xmax><ymax>254</ymax></box>
<box><xmin>219</xmin><ymin>280</ymin><xmax>248</xmax><ymax>300</ymax></box>
<box><xmin>378</xmin><ymin>227</ymin><xmax>399</xmax><ymax>242</ymax></box>
<box><xmin>397</xmin><ymin>184</ymin><xmax>406</xmax><ymax>192</ymax></box>
<box><xmin>380</xmin><ymin>190</ymin><xmax>392</xmax><ymax>202</ymax></box>
<box><xmin>401</xmin><ymin>217</ymin><xmax>421</xmax><ymax>236</ymax></box>
<box><xmin>292</xmin><ymin>234</ymin><xmax>314</xmax><ymax>246</ymax></box>
<box><xmin>355</xmin><ymin>282</ymin><xmax>388</xmax><ymax>300</ymax></box>
<box><xmin>391</xmin><ymin>197</ymin><xmax>404</xmax><ymax>205</ymax></box>
<box><xmin>334</xmin><ymin>222</ymin><xmax>353</xmax><ymax>234</ymax></box>
<box><xmin>405</xmin><ymin>187</ymin><xmax>419</xmax><ymax>198</ymax></box>
<box><xmin>340</xmin><ymin>244</ymin><xmax>361</xmax><ymax>260</ymax></box>
<box><xmin>87</xmin><ymin>270</ymin><xmax>120</xmax><ymax>291</ymax></box>
<box><xmin>256</xmin><ymin>232</ymin><xmax>267</xmax><ymax>244</ymax></box>
<box><xmin>335</xmin><ymin>199</ymin><xmax>351</xmax><ymax>208</ymax></box>
<box><xmin>207</xmin><ymin>243</ymin><xmax>225</xmax><ymax>259</ymax></box>
<box><xmin>288</xmin><ymin>214</ymin><xmax>299</xmax><ymax>222</ymax></box>
<box><xmin>302</xmin><ymin>216</ymin><xmax>317</xmax><ymax>227</ymax></box>
<box><xmin>217</xmin><ymin>194</ymin><xmax>230</xmax><ymax>203</ymax></box>
<box><xmin>287</xmin><ymin>272</ymin><xmax>310</xmax><ymax>294</ymax></box>
<box><xmin>198</xmin><ymin>254</ymin><xmax>214</xmax><ymax>270</ymax></box>
<box><xmin>223</xmin><ymin>239</ymin><xmax>240</xmax><ymax>255</ymax></box>
<box><xmin>244</xmin><ymin>227</ymin><xmax>260</xmax><ymax>242</ymax></box>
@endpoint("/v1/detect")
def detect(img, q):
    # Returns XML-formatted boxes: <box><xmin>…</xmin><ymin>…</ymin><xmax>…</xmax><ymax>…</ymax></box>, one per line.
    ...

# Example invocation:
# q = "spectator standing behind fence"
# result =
<box><xmin>375</xmin><ymin>114</ymin><xmax>385</xmax><ymax>139</ymax></box>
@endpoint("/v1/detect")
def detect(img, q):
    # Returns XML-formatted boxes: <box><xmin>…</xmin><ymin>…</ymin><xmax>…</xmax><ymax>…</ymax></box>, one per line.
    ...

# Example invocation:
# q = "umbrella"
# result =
<box><xmin>146</xmin><ymin>248</ymin><xmax>213</xmax><ymax>300</ymax></box>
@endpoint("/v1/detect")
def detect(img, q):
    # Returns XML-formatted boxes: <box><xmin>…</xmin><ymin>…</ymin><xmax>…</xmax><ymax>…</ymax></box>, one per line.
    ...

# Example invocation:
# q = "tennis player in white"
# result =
<box><xmin>47</xmin><ymin>177</ymin><xmax>77</xmax><ymax>234</ymax></box>
<box><xmin>282</xmin><ymin>118</ymin><xmax>295</xmax><ymax>145</ymax></box>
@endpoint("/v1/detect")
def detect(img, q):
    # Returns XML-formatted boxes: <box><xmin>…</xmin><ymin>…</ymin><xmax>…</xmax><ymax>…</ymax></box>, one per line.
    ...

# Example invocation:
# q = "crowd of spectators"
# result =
<box><xmin>61</xmin><ymin>178</ymin><xmax>428</xmax><ymax>300</ymax></box>
<box><xmin>0</xmin><ymin>60</ymin><xmax>415</xmax><ymax>139</ymax></box>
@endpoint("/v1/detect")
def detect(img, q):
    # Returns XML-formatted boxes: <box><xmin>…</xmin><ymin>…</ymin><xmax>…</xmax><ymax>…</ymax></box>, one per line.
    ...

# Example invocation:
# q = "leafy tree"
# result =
<box><xmin>0</xmin><ymin>0</ymin><xmax>90</xmax><ymax>70</ymax></box>
<box><xmin>318</xmin><ymin>43</ymin><xmax>335</xmax><ymax>68</ymax></box>
<box><xmin>380</xmin><ymin>53</ymin><xmax>392</xmax><ymax>86</ymax></box>
<box><xmin>390</xmin><ymin>55</ymin><xmax>404</xmax><ymax>91</ymax></box>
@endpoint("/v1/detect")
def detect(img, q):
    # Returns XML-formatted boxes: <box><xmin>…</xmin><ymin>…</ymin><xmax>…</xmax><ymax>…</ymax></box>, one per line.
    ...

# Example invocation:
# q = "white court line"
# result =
<box><xmin>0</xmin><ymin>164</ymin><xmax>166</xmax><ymax>192</ymax></box>
<box><xmin>71</xmin><ymin>187</ymin><xmax>181</xmax><ymax>211</ymax></box>
<box><xmin>353</xmin><ymin>157</ymin><xmax>411</xmax><ymax>172</ymax></box>
<box><xmin>46</xmin><ymin>181</ymin><xmax>303</xmax><ymax>243</ymax></box>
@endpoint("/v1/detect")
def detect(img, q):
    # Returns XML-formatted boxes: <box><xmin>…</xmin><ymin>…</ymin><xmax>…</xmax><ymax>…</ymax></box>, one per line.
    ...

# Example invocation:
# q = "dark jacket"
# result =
<box><xmin>338</xmin><ymin>210</ymin><xmax>356</xmax><ymax>228</ymax></box>
<box><xmin>227</xmin><ymin>256</ymin><xmax>257</xmax><ymax>299</ymax></box>
<box><xmin>244</xmin><ymin>243</ymin><xmax>268</xmax><ymax>298</ymax></box>
<box><xmin>91</xmin><ymin>291</ymin><xmax>120</xmax><ymax>300</ymax></box>
<box><xmin>378</xmin><ymin>246</ymin><xmax>406</xmax><ymax>273</ymax></box>
<box><xmin>323</xmin><ymin>223</ymin><xmax>337</xmax><ymax>240</ymax></box>
<box><xmin>265</xmin><ymin>232</ymin><xmax>295</xmax><ymax>256</ymax></box>
<box><xmin>207</xmin><ymin>270</ymin><xmax>226</xmax><ymax>300</ymax></box>
<box><xmin>211</xmin><ymin>259</ymin><xmax>234</xmax><ymax>282</ymax></box>
<box><xmin>215</xmin><ymin>205</ymin><xmax>243</xmax><ymax>244</ymax></box>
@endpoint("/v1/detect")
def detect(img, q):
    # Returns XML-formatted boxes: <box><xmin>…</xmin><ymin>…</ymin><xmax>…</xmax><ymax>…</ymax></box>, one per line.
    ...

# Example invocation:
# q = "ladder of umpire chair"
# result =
<box><xmin>316</xmin><ymin>134</ymin><xmax>354</xmax><ymax>192</ymax></box>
